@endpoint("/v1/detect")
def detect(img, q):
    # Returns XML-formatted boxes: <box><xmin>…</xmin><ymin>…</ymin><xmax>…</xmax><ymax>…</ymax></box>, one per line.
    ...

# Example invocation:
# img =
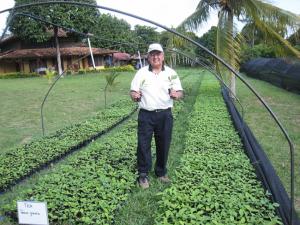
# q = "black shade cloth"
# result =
<box><xmin>222</xmin><ymin>88</ymin><xmax>299</xmax><ymax>225</ymax></box>
<box><xmin>240</xmin><ymin>58</ymin><xmax>300</xmax><ymax>93</ymax></box>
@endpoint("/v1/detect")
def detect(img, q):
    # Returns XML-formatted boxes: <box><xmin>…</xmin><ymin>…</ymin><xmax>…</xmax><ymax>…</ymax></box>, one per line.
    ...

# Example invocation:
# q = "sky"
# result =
<box><xmin>0</xmin><ymin>0</ymin><xmax>299</xmax><ymax>37</ymax></box>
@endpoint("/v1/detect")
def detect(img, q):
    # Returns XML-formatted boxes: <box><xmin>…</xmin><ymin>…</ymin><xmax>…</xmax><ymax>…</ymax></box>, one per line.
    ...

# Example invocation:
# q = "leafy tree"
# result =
<box><xmin>240</xmin><ymin>43</ymin><xmax>276</xmax><ymax>64</ymax></box>
<box><xmin>181</xmin><ymin>0</ymin><xmax>300</xmax><ymax>96</ymax></box>
<box><xmin>9</xmin><ymin>0</ymin><xmax>99</xmax><ymax>75</ymax></box>
<box><xmin>240</xmin><ymin>22</ymin><xmax>265</xmax><ymax>47</ymax></box>
<box><xmin>241</xmin><ymin>24</ymin><xmax>299</xmax><ymax>63</ymax></box>
<box><xmin>241</xmin><ymin>21</ymin><xmax>299</xmax><ymax>58</ymax></box>
<box><xmin>90</xmin><ymin>13</ymin><xmax>136</xmax><ymax>54</ymax></box>
<box><xmin>195</xmin><ymin>26</ymin><xmax>217</xmax><ymax>63</ymax></box>
<box><xmin>288</xmin><ymin>29</ymin><xmax>300</xmax><ymax>47</ymax></box>
<box><xmin>133</xmin><ymin>25</ymin><xmax>160</xmax><ymax>53</ymax></box>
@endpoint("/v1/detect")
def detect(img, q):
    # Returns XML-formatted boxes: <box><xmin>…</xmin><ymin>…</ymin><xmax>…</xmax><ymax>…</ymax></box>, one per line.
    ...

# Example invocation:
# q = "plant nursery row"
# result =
<box><xmin>0</xmin><ymin>99</ymin><xmax>137</xmax><ymax>191</ymax></box>
<box><xmin>0</xmin><ymin>74</ymin><xmax>282</xmax><ymax>224</ymax></box>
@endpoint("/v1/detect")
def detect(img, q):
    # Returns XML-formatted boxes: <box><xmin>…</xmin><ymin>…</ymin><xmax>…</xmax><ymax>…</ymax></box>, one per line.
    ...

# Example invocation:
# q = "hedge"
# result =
<box><xmin>0</xmin><ymin>72</ymin><xmax>39</xmax><ymax>79</ymax></box>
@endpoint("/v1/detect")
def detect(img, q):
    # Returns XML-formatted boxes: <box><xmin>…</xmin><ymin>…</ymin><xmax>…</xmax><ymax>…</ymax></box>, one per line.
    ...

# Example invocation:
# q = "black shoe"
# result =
<box><xmin>137</xmin><ymin>176</ymin><xmax>150</xmax><ymax>189</ymax></box>
<box><xmin>158</xmin><ymin>175</ymin><xmax>171</xmax><ymax>183</ymax></box>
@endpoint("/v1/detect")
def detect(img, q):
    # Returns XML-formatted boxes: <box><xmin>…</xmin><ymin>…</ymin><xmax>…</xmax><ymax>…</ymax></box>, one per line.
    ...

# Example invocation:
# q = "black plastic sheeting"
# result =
<box><xmin>222</xmin><ymin>88</ymin><xmax>300</xmax><ymax>225</ymax></box>
<box><xmin>240</xmin><ymin>58</ymin><xmax>300</xmax><ymax>93</ymax></box>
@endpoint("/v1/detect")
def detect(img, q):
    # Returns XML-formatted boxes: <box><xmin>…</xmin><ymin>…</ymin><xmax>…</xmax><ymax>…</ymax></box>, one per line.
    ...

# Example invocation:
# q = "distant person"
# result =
<box><xmin>130</xmin><ymin>43</ymin><xmax>183</xmax><ymax>189</ymax></box>
<box><xmin>135</xmin><ymin>62</ymin><xmax>141</xmax><ymax>70</ymax></box>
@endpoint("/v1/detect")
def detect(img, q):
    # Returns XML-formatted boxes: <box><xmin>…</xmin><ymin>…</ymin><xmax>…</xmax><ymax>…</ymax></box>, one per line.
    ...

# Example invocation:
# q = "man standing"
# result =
<box><xmin>130</xmin><ymin>43</ymin><xmax>183</xmax><ymax>189</ymax></box>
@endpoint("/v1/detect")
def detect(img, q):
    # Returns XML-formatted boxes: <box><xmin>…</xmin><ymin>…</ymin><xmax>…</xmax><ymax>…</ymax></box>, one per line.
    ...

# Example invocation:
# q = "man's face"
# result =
<box><xmin>148</xmin><ymin>50</ymin><xmax>164</xmax><ymax>68</ymax></box>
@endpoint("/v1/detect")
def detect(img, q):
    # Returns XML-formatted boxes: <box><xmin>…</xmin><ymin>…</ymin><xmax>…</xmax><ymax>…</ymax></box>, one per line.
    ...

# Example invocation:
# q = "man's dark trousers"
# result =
<box><xmin>137</xmin><ymin>108</ymin><xmax>173</xmax><ymax>177</ymax></box>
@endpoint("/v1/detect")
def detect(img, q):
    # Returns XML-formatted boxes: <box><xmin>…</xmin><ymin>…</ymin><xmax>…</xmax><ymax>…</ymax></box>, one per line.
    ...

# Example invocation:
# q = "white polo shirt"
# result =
<box><xmin>130</xmin><ymin>65</ymin><xmax>183</xmax><ymax>111</ymax></box>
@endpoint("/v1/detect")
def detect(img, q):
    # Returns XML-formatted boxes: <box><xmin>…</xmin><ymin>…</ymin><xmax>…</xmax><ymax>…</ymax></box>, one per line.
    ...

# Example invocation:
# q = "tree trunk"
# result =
<box><xmin>171</xmin><ymin>52</ymin><xmax>176</xmax><ymax>68</ymax></box>
<box><xmin>252</xmin><ymin>26</ymin><xmax>255</xmax><ymax>47</ymax></box>
<box><xmin>54</xmin><ymin>26</ymin><xmax>63</xmax><ymax>76</ymax></box>
<box><xmin>173</xmin><ymin>53</ymin><xmax>176</xmax><ymax>67</ymax></box>
<box><xmin>228</xmin><ymin>11</ymin><xmax>236</xmax><ymax>98</ymax></box>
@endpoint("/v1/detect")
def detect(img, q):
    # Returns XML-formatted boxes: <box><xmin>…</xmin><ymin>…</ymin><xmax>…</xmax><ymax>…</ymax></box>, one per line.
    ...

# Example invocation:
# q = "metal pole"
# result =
<box><xmin>87</xmin><ymin>37</ymin><xmax>96</xmax><ymax>69</ymax></box>
<box><xmin>137</xmin><ymin>50</ymin><xmax>142</xmax><ymax>67</ymax></box>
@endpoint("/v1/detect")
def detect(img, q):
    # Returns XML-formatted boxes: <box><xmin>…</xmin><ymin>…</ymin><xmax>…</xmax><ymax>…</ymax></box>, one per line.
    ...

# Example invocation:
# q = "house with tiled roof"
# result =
<box><xmin>0</xmin><ymin>30</ymin><xmax>117</xmax><ymax>74</ymax></box>
<box><xmin>113</xmin><ymin>52</ymin><xmax>131</xmax><ymax>66</ymax></box>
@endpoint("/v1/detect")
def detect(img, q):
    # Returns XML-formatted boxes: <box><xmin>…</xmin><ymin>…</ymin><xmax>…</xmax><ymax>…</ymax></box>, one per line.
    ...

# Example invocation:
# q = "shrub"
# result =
<box><xmin>78</xmin><ymin>68</ymin><xmax>86</xmax><ymax>74</ymax></box>
<box><xmin>44</xmin><ymin>69</ymin><xmax>57</xmax><ymax>84</ymax></box>
<box><xmin>0</xmin><ymin>72</ymin><xmax>39</xmax><ymax>79</ymax></box>
<box><xmin>85</xmin><ymin>68</ymin><xmax>98</xmax><ymax>74</ymax></box>
<box><xmin>103</xmin><ymin>65</ymin><xmax>135</xmax><ymax>72</ymax></box>
<box><xmin>240</xmin><ymin>44</ymin><xmax>276</xmax><ymax>64</ymax></box>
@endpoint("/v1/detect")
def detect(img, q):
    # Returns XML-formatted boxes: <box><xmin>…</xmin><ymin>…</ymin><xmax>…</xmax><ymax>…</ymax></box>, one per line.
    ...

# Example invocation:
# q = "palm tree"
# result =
<box><xmin>181</xmin><ymin>0</ymin><xmax>300</xmax><ymax>96</ymax></box>
<box><xmin>160</xmin><ymin>29</ymin><xmax>184</xmax><ymax>67</ymax></box>
<box><xmin>160</xmin><ymin>27</ymin><xmax>198</xmax><ymax>67</ymax></box>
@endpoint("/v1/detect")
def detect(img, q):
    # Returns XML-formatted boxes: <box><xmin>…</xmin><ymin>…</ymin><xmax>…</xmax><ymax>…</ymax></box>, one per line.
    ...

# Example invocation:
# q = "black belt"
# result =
<box><xmin>140</xmin><ymin>108</ymin><xmax>171</xmax><ymax>113</ymax></box>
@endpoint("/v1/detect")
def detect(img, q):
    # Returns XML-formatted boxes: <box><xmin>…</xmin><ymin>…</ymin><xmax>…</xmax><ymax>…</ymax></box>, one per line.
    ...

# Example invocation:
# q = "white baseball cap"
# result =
<box><xmin>147</xmin><ymin>43</ymin><xmax>164</xmax><ymax>53</ymax></box>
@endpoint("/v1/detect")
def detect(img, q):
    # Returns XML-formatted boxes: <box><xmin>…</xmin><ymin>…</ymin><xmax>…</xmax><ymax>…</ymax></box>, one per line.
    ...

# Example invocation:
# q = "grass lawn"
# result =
<box><xmin>0</xmin><ymin>71</ymin><xmax>133</xmax><ymax>154</ymax></box>
<box><xmin>236</xmin><ymin>75</ymin><xmax>300</xmax><ymax>213</ymax></box>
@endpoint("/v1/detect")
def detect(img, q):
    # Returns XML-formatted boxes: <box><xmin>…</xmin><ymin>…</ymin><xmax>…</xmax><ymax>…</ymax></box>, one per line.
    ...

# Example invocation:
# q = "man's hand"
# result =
<box><xmin>169</xmin><ymin>89</ymin><xmax>183</xmax><ymax>100</ymax></box>
<box><xmin>130</xmin><ymin>90</ymin><xmax>142</xmax><ymax>102</ymax></box>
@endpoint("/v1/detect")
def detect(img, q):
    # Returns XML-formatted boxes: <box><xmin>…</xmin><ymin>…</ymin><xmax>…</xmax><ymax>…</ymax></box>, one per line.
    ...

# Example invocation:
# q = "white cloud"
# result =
<box><xmin>0</xmin><ymin>1</ymin><xmax>14</xmax><ymax>34</ymax></box>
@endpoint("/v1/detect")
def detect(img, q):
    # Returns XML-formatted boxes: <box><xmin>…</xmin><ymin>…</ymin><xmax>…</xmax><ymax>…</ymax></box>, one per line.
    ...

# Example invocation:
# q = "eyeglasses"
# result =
<box><xmin>149</xmin><ymin>51</ymin><xmax>163</xmax><ymax>57</ymax></box>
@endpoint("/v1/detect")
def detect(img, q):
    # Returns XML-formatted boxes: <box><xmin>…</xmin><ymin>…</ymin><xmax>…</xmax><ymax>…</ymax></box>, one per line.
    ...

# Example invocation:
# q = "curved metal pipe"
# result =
<box><xmin>0</xmin><ymin>12</ymin><xmax>142</xmax><ymax>135</ymax></box>
<box><xmin>166</xmin><ymin>48</ymin><xmax>245</xmax><ymax>119</ymax></box>
<box><xmin>0</xmin><ymin>2</ymin><xmax>295</xmax><ymax>223</ymax></box>
<box><xmin>40</xmin><ymin>53</ymin><xmax>90</xmax><ymax>135</ymax></box>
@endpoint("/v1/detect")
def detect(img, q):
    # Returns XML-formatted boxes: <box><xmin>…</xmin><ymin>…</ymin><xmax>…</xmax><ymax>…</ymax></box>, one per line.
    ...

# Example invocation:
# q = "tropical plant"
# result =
<box><xmin>104</xmin><ymin>70</ymin><xmax>120</xmax><ymax>108</ymax></box>
<box><xmin>195</xmin><ymin>26</ymin><xmax>217</xmax><ymax>63</ymax></box>
<box><xmin>160</xmin><ymin>27</ymin><xmax>197</xmax><ymax>67</ymax></box>
<box><xmin>44</xmin><ymin>69</ymin><xmax>57</xmax><ymax>84</ymax></box>
<box><xmin>240</xmin><ymin>22</ymin><xmax>265</xmax><ymax>47</ymax></box>
<box><xmin>180</xmin><ymin>0</ymin><xmax>300</xmax><ymax>96</ymax></box>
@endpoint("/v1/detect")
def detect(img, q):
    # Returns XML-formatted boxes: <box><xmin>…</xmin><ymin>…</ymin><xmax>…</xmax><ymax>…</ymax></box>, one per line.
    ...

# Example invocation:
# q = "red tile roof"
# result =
<box><xmin>0</xmin><ymin>30</ymin><xmax>68</xmax><ymax>46</ymax></box>
<box><xmin>113</xmin><ymin>52</ymin><xmax>131</xmax><ymax>61</ymax></box>
<box><xmin>0</xmin><ymin>47</ymin><xmax>117</xmax><ymax>59</ymax></box>
<box><xmin>131</xmin><ymin>53</ymin><xmax>147</xmax><ymax>60</ymax></box>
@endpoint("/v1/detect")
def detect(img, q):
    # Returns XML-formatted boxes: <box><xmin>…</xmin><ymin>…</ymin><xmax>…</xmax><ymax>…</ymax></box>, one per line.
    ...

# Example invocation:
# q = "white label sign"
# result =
<box><xmin>17</xmin><ymin>201</ymin><xmax>49</xmax><ymax>225</ymax></box>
